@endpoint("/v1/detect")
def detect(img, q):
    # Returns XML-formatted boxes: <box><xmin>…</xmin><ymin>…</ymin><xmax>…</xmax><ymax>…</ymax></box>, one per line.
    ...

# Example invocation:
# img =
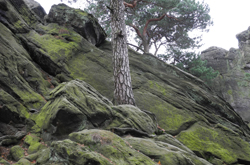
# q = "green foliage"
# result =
<box><xmin>84</xmin><ymin>0</ymin><xmax>213</xmax><ymax>55</ymax></box>
<box><xmin>159</xmin><ymin>51</ymin><xmax>219</xmax><ymax>84</ymax></box>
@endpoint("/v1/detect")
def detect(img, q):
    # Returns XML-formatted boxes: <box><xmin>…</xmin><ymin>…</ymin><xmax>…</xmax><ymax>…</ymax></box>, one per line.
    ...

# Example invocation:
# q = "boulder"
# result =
<box><xmin>10</xmin><ymin>145</ymin><xmax>25</xmax><ymax>161</ymax></box>
<box><xmin>124</xmin><ymin>136</ymin><xmax>212</xmax><ymax>165</ymax></box>
<box><xmin>69</xmin><ymin>129</ymin><xmax>157</xmax><ymax>165</ymax></box>
<box><xmin>0</xmin><ymin>158</ymin><xmax>10</xmax><ymax>165</ymax></box>
<box><xmin>32</xmin><ymin>79</ymin><xmax>157</xmax><ymax>139</ymax></box>
<box><xmin>13</xmin><ymin>158</ymin><xmax>32</xmax><ymax>165</ymax></box>
<box><xmin>106</xmin><ymin>105</ymin><xmax>157</xmax><ymax>135</ymax></box>
<box><xmin>46</xmin><ymin>4</ymin><xmax>106</xmax><ymax>46</ymax></box>
<box><xmin>32</xmin><ymin>80</ymin><xmax>113</xmax><ymax>137</ymax></box>
<box><xmin>50</xmin><ymin>139</ymin><xmax>113</xmax><ymax>165</ymax></box>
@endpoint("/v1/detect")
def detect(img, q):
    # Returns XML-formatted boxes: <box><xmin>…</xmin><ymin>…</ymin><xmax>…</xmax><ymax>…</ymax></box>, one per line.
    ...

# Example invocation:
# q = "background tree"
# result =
<box><xmin>86</xmin><ymin>0</ymin><xmax>212</xmax><ymax>56</ymax></box>
<box><xmin>61</xmin><ymin>0</ymin><xmax>136</xmax><ymax>105</ymax></box>
<box><xmin>158</xmin><ymin>51</ymin><xmax>219</xmax><ymax>85</ymax></box>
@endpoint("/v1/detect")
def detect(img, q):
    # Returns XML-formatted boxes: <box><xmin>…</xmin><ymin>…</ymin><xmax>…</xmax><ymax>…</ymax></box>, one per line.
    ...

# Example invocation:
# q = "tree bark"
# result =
<box><xmin>111</xmin><ymin>0</ymin><xmax>136</xmax><ymax>105</ymax></box>
<box><xmin>142</xmin><ymin>36</ymin><xmax>150</xmax><ymax>54</ymax></box>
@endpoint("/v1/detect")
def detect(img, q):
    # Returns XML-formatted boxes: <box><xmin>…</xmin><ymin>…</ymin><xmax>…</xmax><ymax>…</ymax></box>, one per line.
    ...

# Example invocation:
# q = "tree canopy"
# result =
<box><xmin>86</xmin><ymin>0</ymin><xmax>212</xmax><ymax>56</ymax></box>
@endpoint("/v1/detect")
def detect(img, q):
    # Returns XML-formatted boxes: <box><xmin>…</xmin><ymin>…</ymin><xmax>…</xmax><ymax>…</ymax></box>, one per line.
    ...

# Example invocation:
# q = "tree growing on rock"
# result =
<box><xmin>86</xmin><ymin>0</ymin><xmax>212</xmax><ymax>56</ymax></box>
<box><xmin>110</xmin><ymin>0</ymin><xmax>136</xmax><ymax>105</ymax></box>
<box><xmin>60</xmin><ymin>0</ymin><xmax>136</xmax><ymax>105</ymax></box>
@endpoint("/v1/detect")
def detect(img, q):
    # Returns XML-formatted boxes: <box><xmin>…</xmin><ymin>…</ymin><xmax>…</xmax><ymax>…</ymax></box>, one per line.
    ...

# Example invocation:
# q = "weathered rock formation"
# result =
<box><xmin>46</xmin><ymin>4</ymin><xmax>107</xmax><ymax>46</ymax></box>
<box><xmin>201</xmin><ymin>27</ymin><xmax>250</xmax><ymax>122</ymax></box>
<box><xmin>0</xmin><ymin>0</ymin><xmax>250</xmax><ymax>164</ymax></box>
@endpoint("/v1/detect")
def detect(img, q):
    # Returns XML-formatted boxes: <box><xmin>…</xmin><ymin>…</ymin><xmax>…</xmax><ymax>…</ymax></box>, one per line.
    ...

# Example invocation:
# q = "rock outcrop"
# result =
<box><xmin>46</xmin><ymin>4</ymin><xmax>107</xmax><ymax>46</ymax></box>
<box><xmin>0</xmin><ymin>0</ymin><xmax>250</xmax><ymax>164</ymax></box>
<box><xmin>201</xmin><ymin>27</ymin><xmax>250</xmax><ymax>122</ymax></box>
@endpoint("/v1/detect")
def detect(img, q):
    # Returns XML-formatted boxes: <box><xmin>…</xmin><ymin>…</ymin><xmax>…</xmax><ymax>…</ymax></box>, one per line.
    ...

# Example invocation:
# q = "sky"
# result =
<box><xmin>36</xmin><ymin>0</ymin><xmax>250</xmax><ymax>52</ymax></box>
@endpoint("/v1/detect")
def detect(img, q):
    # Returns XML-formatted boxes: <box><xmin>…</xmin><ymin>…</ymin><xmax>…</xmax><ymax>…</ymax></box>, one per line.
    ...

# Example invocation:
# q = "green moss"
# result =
<box><xmin>51</xmin><ymin>139</ymin><xmax>112</xmax><ymax>165</ymax></box>
<box><xmin>31</xmin><ymin>33</ymin><xmax>79</xmax><ymax>61</ymax></box>
<box><xmin>24</xmin><ymin>134</ymin><xmax>40</xmax><ymax>146</ymax></box>
<box><xmin>244</xmin><ymin>73</ymin><xmax>250</xmax><ymax>81</ymax></box>
<box><xmin>25</xmin><ymin>152</ymin><xmax>39</xmax><ymax>162</ymax></box>
<box><xmin>177</xmin><ymin>123</ymin><xmax>250</xmax><ymax>164</ymax></box>
<box><xmin>32</xmin><ymin>100</ymin><xmax>57</xmax><ymax>132</ymax></box>
<box><xmin>17</xmin><ymin>90</ymin><xmax>45</xmax><ymax>109</ymax></box>
<box><xmin>36</xmin><ymin>148</ymin><xmax>51</xmax><ymax>164</ymax></box>
<box><xmin>28</xmin><ymin>142</ymin><xmax>46</xmax><ymax>154</ymax></box>
<box><xmin>13</xmin><ymin>20</ymin><xmax>26</xmax><ymax>30</ymax></box>
<box><xmin>134</xmin><ymin>90</ymin><xmax>196</xmax><ymax>135</ymax></box>
<box><xmin>237</xmin><ymin>80</ymin><xmax>249</xmax><ymax>87</ymax></box>
<box><xmin>148</xmin><ymin>81</ymin><xmax>167</xmax><ymax>96</ymax></box>
<box><xmin>13</xmin><ymin>158</ymin><xmax>32</xmax><ymax>165</ymax></box>
<box><xmin>17</xmin><ymin>4</ymin><xmax>37</xmax><ymax>26</ymax></box>
<box><xmin>10</xmin><ymin>145</ymin><xmax>25</xmax><ymax>161</ymax></box>
<box><xmin>227</xmin><ymin>90</ymin><xmax>232</xmax><ymax>95</ymax></box>
<box><xmin>69</xmin><ymin>130</ymin><xmax>157</xmax><ymax>165</ymax></box>
<box><xmin>0</xmin><ymin>157</ymin><xmax>10</xmax><ymax>165</ymax></box>
<box><xmin>76</xmin><ymin>9</ymin><xmax>88</xmax><ymax>16</ymax></box>
<box><xmin>0</xmin><ymin>90</ymin><xmax>30</xmax><ymax>120</ymax></box>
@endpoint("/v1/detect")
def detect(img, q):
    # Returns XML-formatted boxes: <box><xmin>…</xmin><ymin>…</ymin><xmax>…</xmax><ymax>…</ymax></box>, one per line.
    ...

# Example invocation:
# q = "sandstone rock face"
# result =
<box><xmin>46</xmin><ymin>4</ymin><xmax>106</xmax><ymax>46</ymax></box>
<box><xmin>1</xmin><ymin>0</ymin><xmax>250</xmax><ymax>164</ymax></box>
<box><xmin>201</xmin><ymin>27</ymin><xmax>250</xmax><ymax>122</ymax></box>
<box><xmin>23</xmin><ymin>0</ymin><xmax>46</xmax><ymax>19</ymax></box>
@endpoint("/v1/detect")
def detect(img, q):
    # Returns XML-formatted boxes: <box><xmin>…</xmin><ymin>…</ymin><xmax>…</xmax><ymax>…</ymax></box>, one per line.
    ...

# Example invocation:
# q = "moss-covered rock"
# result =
<box><xmin>23</xmin><ymin>0</ymin><xmax>46</xmax><ymax>20</ymax></box>
<box><xmin>177</xmin><ymin>122</ymin><xmax>250</xmax><ymax>164</ymax></box>
<box><xmin>24</xmin><ymin>152</ymin><xmax>39</xmax><ymax>162</ymax></box>
<box><xmin>24</xmin><ymin>134</ymin><xmax>40</xmax><ymax>146</ymax></box>
<box><xmin>51</xmin><ymin>139</ymin><xmax>112</xmax><ymax>165</ymax></box>
<box><xmin>28</xmin><ymin>142</ymin><xmax>46</xmax><ymax>154</ymax></box>
<box><xmin>0</xmin><ymin>157</ymin><xmax>10</xmax><ymax>165</ymax></box>
<box><xmin>154</xmin><ymin>134</ymin><xmax>193</xmax><ymax>153</ymax></box>
<box><xmin>13</xmin><ymin>158</ymin><xmax>31</xmax><ymax>165</ymax></box>
<box><xmin>46</xmin><ymin>4</ymin><xmax>106</xmax><ymax>46</ymax></box>
<box><xmin>124</xmin><ymin>136</ymin><xmax>212</xmax><ymax>165</ymax></box>
<box><xmin>10</xmin><ymin>145</ymin><xmax>25</xmax><ymax>161</ymax></box>
<box><xmin>69</xmin><ymin>129</ymin><xmax>157</xmax><ymax>165</ymax></box>
<box><xmin>0</xmin><ymin>21</ymin><xmax>49</xmax><ymax>132</ymax></box>
<box><xmin>32</xmin><ymin>80</ymin><xmax>113</xmax><ymax>137</ymax></box>
<box><xmin>106</xmin><ymin>105</ymin><xmax>157</xmax><ymax>135</ymax></box>
<box><xmin>36</xmin><ymin>148</ymin><xmax>51</xmax><ymax>164</ymax></box>
<box><xmin>32</xmin><ymin>80</ymin><xmax>157</xmax><ymax>139</ymax></box>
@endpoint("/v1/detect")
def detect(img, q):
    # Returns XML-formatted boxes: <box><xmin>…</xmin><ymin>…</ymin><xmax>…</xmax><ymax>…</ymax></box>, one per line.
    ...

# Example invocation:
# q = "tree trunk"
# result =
<box><xmin>111</xmin><ymin>0</ymin><xmax>136</xmax><ymax>105</ymax></box>
<box><xmin>142</xmin><ymin>36</ymin><xmax>150</xmax><ymax>54</ymax></box>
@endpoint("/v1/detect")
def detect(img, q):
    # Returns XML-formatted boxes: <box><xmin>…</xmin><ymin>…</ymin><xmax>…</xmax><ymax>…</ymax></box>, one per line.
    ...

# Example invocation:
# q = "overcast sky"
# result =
<box><xmin>36</xmin><ymin>0</ymin><xmax>250</xmax><ymax>52</ymax></box>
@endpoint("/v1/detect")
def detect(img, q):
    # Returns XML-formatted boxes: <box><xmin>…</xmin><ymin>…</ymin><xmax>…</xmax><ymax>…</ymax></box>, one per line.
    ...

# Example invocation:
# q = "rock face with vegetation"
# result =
<box><xmin>0</xmin><ymin>0</ymin><xmax>250</xmax><ymax>164</ymax></box>
<box><xmin>201</xmin><ymin>27</ymin><xmax>250</xmax><ymax>122</ymax></box>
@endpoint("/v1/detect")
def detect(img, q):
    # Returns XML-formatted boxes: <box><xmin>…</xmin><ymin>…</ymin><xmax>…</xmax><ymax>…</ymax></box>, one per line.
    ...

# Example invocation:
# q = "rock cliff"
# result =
<box><xmin>201</xmin><ymin>27</ymin><xmax>250</xmax><ymax>123</ymax></box>
<box><xmin>0</xmin><ymin>0</ymin><xmax>250</xmax><ymax>164</ymax></box>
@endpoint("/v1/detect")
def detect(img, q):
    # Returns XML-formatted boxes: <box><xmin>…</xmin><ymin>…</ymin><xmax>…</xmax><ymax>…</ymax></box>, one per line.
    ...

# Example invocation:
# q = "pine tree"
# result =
<box><xmin>110</xmin><ymin>0</ymin><xmax>136</xmax><ymax>105</ymax></box>
<box><xmin>86</xmin><ymin>0</ymin><xmax>212</xmax><ymax>56</ymax></box>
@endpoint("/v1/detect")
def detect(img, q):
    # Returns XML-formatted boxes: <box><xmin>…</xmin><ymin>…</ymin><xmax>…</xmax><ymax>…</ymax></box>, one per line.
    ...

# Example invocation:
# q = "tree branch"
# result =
<box><xmin>143</xmin><ymin>14</ymin><xmax>166</xmax><ymax>36</ymax></box>
<box><xmin>142</xmin><ymin>13</ymin><xmax>180</xmax><ymax>36</ymax></box>
<box><xmin>124</xmin><ymin>0</ymin><xmax>143</xmax><ymax>9</ymax></box>
<box><xmin>130</xmin><ymin>24</ymin><xmax>143</xmax><ymax>39</ymax></box>
<box><xmin>127</xmin><ymin>43</ymin><xmax>144</xmax><ymax>52</ymax></box>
